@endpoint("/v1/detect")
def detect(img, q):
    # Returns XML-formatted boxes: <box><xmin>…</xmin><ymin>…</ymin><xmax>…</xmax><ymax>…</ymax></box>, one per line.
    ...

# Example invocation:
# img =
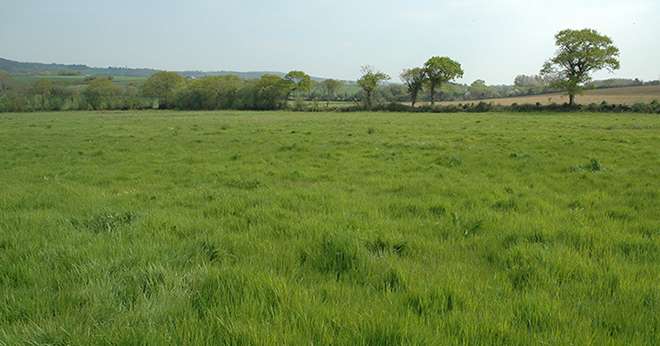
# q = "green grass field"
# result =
<box><xmin>10</xmin><ymin>75</ymin><xmax>147</xmax><ymax>88</ymax></box>
<box><xmin>1</xmin><ymin>110</ymin><xmax>659</xmax><ymax>345</ymax></box>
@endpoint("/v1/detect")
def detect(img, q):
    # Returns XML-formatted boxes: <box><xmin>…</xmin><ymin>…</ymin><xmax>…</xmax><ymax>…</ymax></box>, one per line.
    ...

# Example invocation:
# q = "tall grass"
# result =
<box><xmin>0</xmin><ymin>110</ymin><xmax>658</xmax><ymax>344</ymax></box>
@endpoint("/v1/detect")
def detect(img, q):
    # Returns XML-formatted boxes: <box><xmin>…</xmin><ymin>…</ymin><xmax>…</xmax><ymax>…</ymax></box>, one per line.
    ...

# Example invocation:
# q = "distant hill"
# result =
<box><xmin>0</xmin><ymin>57</ymin><xmax>323</xmax><ymax>80</ymax></box>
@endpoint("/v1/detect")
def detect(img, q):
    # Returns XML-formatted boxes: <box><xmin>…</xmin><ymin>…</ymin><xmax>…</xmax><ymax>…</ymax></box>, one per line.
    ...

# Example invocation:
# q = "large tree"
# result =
<box><xmin>541</xmin><ymin>29</ymin><xmax>620</xmax><ymax>106</ymax></box>
<box><xmin>423</xmin><ymin>57</ymin><xmax>464</xmax><ymax>106</ymax></box>
<box><xmin>142</xmin><ymin>71</ymin><xmax>186</xmax><ymax>109</ymax></box>
<box><xmin>400</xmin><ymin>67</ymin><xmax>425</xmax><ymax>107</ymax></box>
<box><xmin>357</xmin><ymin>66</ymin><xmax>390</xmax><ymax>109</ymax></box>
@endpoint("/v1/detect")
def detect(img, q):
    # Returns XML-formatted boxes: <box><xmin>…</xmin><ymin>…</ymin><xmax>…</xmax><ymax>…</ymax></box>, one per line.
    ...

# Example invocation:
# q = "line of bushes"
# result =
<box><xmin>0</xmin><ymin>73</ymin><xmax>293</xmax><ymax>113</ymax></box>
<box><xmin>330</xmin><ymin>100</ymin><xmax>660</xmax><ymax>114</ymax></box>
<box><xmin>0</xmin><ymin>77</ymin><xmax>157</xmax><ymax>112</ymax></box>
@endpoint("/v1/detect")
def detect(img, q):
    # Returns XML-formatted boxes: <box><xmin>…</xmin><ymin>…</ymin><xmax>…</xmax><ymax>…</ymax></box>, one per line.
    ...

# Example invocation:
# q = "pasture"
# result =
<box><xmin>1</xmin><ymin>110</ymin><xmax>659</xmax><ymax>344</ymax></box>
<box><xmin>9</xmin><ymin>74</ymin><xmax>147</xmax><ymax>88</ymax></box>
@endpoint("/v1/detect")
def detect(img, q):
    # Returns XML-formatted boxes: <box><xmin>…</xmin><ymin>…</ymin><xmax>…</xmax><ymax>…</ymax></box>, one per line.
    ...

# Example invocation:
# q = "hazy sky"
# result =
<box><xmin>1</xmin><ymin>0</ymin><xmax>658</xmax><ymax>84</ymax></box>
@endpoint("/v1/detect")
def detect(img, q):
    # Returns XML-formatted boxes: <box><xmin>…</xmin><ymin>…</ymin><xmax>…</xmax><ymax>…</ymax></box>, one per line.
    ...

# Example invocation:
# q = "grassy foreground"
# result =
<box><xmin>0</xmin><ymin>110</ymin><xmax>658</xmax><ymax>345</ymax></box>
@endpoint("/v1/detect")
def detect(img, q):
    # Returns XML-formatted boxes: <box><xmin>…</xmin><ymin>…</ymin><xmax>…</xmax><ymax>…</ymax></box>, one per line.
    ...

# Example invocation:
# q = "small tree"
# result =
<box><xmin>31</xmin><ymin>79</ymin><xmax>54</xmax><ymax>109</ymax></box>
<box><xmin>541</xmin><ymin>29</ymin><xmax>620</xmax><ymax>106</ymax></box>
<box><xmin>142</xmin><ymin>71</ymin><xmax>186</xmax><ymax>109</ymax></box>
<box><xmin>284</xmin><ymin>71</ymin><xmax>312</xmax><ymax>100</ymax></box>
<box><xmin>468</xmin><ymin>80</ymin><xmax>489</xmax><ymax>99</ymax></box>
<box><xmin>357</xmin><ymin>66</ymin><xmax>390</xmax><ymax>109</ymax></box>
<box><xmin>423</xmin><ymin>57</ymin><xmax>464</xmax><ymax>106</ymax></box>
<box><xmin>320</xmin><ymin>79</ymin><xmax>342</xmax><ymax>106</ymax></box>
<box><xmin>83</xmin><ymin>78</ymin><xmax>121</xmax><ymax>110</ymax></box>
<box><xmin>400</xmin><ymin>68</ymin><xmax>426</xmax><ymax>107</ymax></box>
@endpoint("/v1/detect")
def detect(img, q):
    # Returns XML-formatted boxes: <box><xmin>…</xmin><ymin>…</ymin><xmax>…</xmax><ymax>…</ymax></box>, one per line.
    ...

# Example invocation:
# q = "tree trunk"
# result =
<box><xmin>430</xmin><ymin>84</ymin><xmax>435</xmax><ymax>106</ymax></box>
<box><xmin>569</xmin><ymin>94</ymin><xmax>575</xmax><ymax>106</ymax></box>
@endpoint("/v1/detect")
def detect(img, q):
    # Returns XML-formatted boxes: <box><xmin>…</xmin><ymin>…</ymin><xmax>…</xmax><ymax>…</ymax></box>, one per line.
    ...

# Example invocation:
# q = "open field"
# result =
<box><xmin>1</xmin><ymin>110</ymin><xmax>659</xmax><ymax>344</ymax></box>
<box><xmin>439</xmin><ymin>85</ymin><xmax>660</xmax><ymax>106</ymax></box>
<box><xmin>10</xmin><ymin>74</ymin><xmax>148</xmax><ymax>88</ymax></box>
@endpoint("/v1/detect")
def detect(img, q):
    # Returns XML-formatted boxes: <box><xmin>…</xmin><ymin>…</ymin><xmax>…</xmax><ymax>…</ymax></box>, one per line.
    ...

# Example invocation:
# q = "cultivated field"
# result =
<box><xmin>1</xmin><ymin>111</ymin><xmax>659</xmax><ymax>344</ymax></box>
<box><xmin>440</xmin><ymin>85</ymin><xmax>660</xmax><ymax>106</ymax></box>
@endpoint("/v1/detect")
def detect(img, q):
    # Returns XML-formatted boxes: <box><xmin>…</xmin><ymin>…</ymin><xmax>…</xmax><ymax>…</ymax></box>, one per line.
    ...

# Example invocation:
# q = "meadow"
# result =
<box><xmin>9</xmin><ymin>75</ymin><xmax>147</xmax><ymax>88</ymax></box>
<box><xmin>0</xmin><ymin>110</ymin><xmax>659</xmax><ymax>345</ymax></box>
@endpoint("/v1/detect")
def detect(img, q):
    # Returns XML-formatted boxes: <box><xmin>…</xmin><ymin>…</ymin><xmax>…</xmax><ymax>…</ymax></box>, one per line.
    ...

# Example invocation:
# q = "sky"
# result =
<box><xmin>1</xmin><ymin>0</ymin><xmax>658</xmax><ymax>84</ymax></box>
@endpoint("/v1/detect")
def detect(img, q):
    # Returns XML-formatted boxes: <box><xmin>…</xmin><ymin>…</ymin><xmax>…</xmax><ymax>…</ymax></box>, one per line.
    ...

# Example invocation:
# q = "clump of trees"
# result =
<box><xmin>396</xmin><ymin>57</ymin><xmax>465</xmax><ymax>107</ymax></box>
<box><xmin>0</xmin><ymin>73</ymin><xmax>154</xmax><ymax>112</ymax></box>
<box><xmin>141</xmin><ymin>71</ymin><xmax>185</xmax><ymax>109</ymax></box>
<box><xmin>171</xmin><ymin>74</ymin><xmax>291</xmax><ymax>110</ymax></box>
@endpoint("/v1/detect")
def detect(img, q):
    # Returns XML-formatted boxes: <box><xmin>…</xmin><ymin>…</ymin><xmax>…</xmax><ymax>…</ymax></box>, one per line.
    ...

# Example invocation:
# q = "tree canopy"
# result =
<box><xmin>400</xmin><ymin>68</ymin><xmax>426</xmax><ymax>107</ymax></box>
<box><xmin>284</xmin><ymin>71</ymin><xmax>312</xmax><ymax>99</ymax></box>
<box><xmin>83</xmin><ymin>77</ymin><xmax>121</xmax><ymax>110</ymax></box>
<box><xmin>541</xmin><ymin>29</ymin><xmax>620</xmax><ymax>105</ymax></box>
<box><xmin>142</xmin><ymin>71</ymin><xmax>186</xmax><ymax>109</ymax></box>
<box><xmin>357</xmin><ymin>66</ymin><xmax>390</xmax><ymax>109</ymax></box>
<box><xmin>423</xmin><ymin>57</ymin><xmax>464</xmax><ymax>105</ymax></box>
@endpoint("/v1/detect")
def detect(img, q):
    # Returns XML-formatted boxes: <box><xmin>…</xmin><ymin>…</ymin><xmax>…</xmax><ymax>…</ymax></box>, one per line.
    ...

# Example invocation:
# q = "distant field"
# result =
<box><xmin>10</xmin><ymin>74</ymin><xmax>147</xmax><ymax>87</ymax></box>
<box><xmin>1</xmin><ymin>111</ymin><xmax>659</xmax><ymax>344</ymax></box>
<box><xmin>439</xmin><ymin>85</ymin><xmax>660</xmax><ymax>106</ymax></box>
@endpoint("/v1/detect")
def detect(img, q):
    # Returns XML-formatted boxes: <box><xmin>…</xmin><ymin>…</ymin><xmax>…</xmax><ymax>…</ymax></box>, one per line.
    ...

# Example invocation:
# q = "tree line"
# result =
<box><xmin>2</xmin><ymin>28</ymin><xmax>655</xmax><ymax>113</ymax></box>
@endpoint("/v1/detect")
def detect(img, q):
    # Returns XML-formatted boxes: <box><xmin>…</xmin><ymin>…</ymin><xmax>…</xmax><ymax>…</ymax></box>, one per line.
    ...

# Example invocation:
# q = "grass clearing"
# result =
<box><xmin>0</xmin><ymin>110</ymin><xmax>659</xmax><ymax>344</ymax></box>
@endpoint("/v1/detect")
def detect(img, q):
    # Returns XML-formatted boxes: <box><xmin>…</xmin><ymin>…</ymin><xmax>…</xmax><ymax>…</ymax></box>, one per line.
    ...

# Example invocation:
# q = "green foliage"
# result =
<box><xmin>541</xmin><ymin>29</ymin><xmax>621</xmax><ymax>105</ymax></box>
<box><xmin>83</xmin><ymin>77</ymin><xmax>122</xmax><ymax>110</ymax></box>
<box><xmin>0</xmin><ymin>70</ymin><xmax>13</xmax><ymax>93</ymax></box>
<box><xmin>142</xmin><ymin>71</ymin><xmax>186</xmax><ymax>109</ymax></box>
<box><xmin>424</xmin><ymin>56</ymin><xmax>464</xmax><ymax>105</ymax></box>
<box><xmin>400</xmin><ymin>67</ymin><xmax>426</xmax><ymax>107</ymax></box>
<box><xmin>319</xmin><ymin>79</ymin><xmax>343</xmax><ymax>104</ymax></box>
<box><xmin>284</xmin><ymin>70</ymin><xmax>313</xmax><ymax>97</ymax></box>
<box><xmin>357</xmin><ymin>66</ymin><xmax>390</xmax><ymax>109</ymax></box>
<box><xmin>168</xmin><ymin>74</ymin><xmax>290</xmax><ymax>111</ymax></box>
<box><xmin>468</xmin><ymin>79</ymin><xmax>489</xmax><ymax>99</ymax></box>
<box><xmin>247</xmin><ymin>74</ymin><xmax>291</xmax><ymax>110</ymax></box>
<box><xmin>31</xmin><ymin>79</ymin><xmax>54</xmax><ymax>97</ymax></box>
<box><xmin>174</xmin><ymin>75</ymin><xmax>243</xmax><ymax>110</ymax></box>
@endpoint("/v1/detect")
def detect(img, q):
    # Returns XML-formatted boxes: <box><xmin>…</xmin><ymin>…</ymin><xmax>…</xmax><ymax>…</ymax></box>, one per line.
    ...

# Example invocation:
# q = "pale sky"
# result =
<box><xmin>1</xmin><ymin>0</ymin><xmax>658</xmax><ymax>84</ymax></box>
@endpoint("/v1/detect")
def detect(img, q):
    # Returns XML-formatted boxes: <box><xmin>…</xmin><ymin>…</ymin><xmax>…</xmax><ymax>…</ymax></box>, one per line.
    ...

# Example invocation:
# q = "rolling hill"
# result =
<box><xmin>0</xmin><ymin>57</ymin><xmax>319</xmax><ymax>80</ymax></box>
